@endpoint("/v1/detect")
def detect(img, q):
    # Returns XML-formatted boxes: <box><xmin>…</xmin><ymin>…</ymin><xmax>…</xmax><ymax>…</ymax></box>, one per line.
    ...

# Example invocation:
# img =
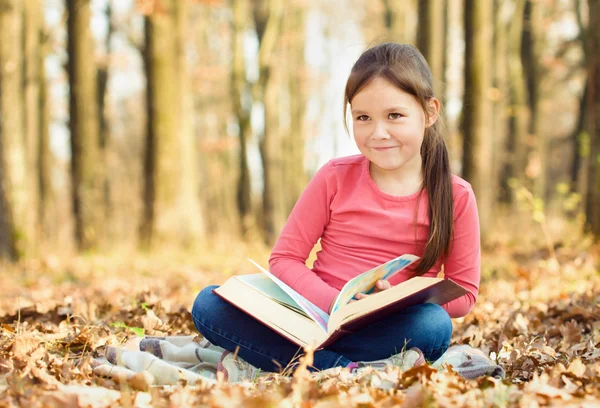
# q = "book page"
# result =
<box><xmin>248</xmin><ymin>259</ymin><xmax>330</xmax><ymax>332</ymax></box>
<box><xmin>330</xmin><ymin>254</ymin><xmax>419</xmax><ymax>314</ymax></box>
<box><xmin>237</xmin><ymin>274</ymin><xmax>307</xmax><ymax>317</ymax></box>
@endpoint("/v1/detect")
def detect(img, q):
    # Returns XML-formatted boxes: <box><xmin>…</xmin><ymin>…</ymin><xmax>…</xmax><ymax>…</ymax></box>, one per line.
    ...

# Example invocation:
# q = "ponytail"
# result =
<box><xmin>414</xmin><ymin>122</ymin><xmax>454</xmax><ymax>275</ymax></box>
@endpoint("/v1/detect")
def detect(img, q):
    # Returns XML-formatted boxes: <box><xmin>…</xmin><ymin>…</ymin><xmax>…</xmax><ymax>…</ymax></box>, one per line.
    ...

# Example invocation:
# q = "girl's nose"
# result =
<box><xmin>371</xmin><ymin>121</ymin><xmax>391</xmax><ymax>140</ymax></box>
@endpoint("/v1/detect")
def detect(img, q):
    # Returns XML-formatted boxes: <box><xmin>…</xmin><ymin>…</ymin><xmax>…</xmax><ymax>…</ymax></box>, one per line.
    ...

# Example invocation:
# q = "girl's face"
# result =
<box><xmin>351</xmin><ymin>77</ymin><xmax>438</xmax><ymax>181</ymax></box>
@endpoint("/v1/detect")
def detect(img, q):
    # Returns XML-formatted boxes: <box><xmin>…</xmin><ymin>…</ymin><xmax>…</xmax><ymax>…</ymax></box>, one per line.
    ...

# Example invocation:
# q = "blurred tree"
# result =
<box><xmin>503</xmin><ymin>0</ymin><xmax>529</xmax><ymax>203</ymax></box>
<box><xmin>0</xmin><ymin>0</ymin><xmax>33</xmax><ymax>259</ymax></box>
<box><xmin>416</xmin><ymin>0</ymin><xmax>446</xmax><ymax>95</ymax></box>
<box><xmin>586</xmin><ymin>0</ymin><xmax>600</xmax><ymax>237</ymax></box>
<box><xmin>382</xmin><ymin>0</ymin><xmax>416</xmax><ymax>43</ymax></box>
<box><xmin>570</xmin><ymin>0</ymin><xmax>588</xmax><ymax>193</ymax></box>
<box><xmin>38</xmin><ymin>38</ymin><xmax>51</xmax><ymax>242</ymax></box>
<box><xmin>281</xmin><ymin>0</ymin><xmax>308</xmax><ymax>224</ymax></box>
<box><xmin>231</xmin><ymin>0</ymin><xmax>254</xmax><ymax>237</ymax></box>
<box><xmin>252</xmin><ymin>0</ymin><xmax>284</xmax><ymax>245</ymax></box>
<box><xmin>140</xmin><ymin>0</ymin><xmax>205</xmax><ymax>248</ymax></box>
<box><xmin>491</xmin><ymin>0</ymin><xmax>508</xmax><ymax>204</ymax></box>
<box><xmin>67</xmin><ymin>0</ymin><xmax>104</xmax><ymax>251</ymax></box>
<box><xmin>24</xmin><ymin>0</ymin><xmax>46</xmax><ymax>249</ymax></box>
<box><xmin>173</xmin><ymin>0</ymin><xmax>205</xmax><ymax>244</ymax></box>
<box><xmin>461</xmin><ymin>0</ymin><xmax>494</xmax><ymax>236</ymax></box>
<box><xmin>521</xmin><ymin>0</ymin><xmax>545</xmax><ymax>198</ymax></box>
<box><xmin>97</xmin><ymin>1</ymin><xmax>113</xmax><ymax>234</ymax></box>
<box><xmin>193</xmin><ymin>3</ymin><xmax>239</xmax><ymax>239</ymax></box>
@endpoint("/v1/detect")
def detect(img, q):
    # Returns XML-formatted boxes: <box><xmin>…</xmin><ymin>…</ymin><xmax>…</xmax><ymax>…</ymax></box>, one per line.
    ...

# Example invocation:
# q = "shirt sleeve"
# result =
<box><xmin>268</xmin><ymin>161</ymin><xmax>340</xmax><ymax>313</ymax></box>
<box><xmin>441</xmin><ymin>183</ymin><xmax>481</xmax><ymax>318</ymax></box>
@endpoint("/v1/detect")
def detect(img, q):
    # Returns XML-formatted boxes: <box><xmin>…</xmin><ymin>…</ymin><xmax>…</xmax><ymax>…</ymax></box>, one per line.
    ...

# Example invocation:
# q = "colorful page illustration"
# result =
<box><xmin>330</xmin><ymin>254</ymin><xmax>419</xmax><ymax>314</ymax></box>
<box><xmin>249</xmin><ymin>259</ymin><xmax>330</xmax><ymax>332</ymax></box>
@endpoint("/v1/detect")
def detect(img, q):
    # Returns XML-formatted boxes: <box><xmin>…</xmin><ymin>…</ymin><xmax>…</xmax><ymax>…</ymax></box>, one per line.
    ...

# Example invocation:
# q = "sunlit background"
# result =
<box><xmin>0</xmin><ymin>0</ymin><xmax>597</xmax><ymax>261</ymax></box>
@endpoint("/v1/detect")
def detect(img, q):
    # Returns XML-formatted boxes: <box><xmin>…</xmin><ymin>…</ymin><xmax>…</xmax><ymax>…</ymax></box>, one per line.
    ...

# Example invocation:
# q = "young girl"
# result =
<box><xmin>191</xmin><ymin>43</ymin><xmax>480</xmax><ymax>381</ymax></box>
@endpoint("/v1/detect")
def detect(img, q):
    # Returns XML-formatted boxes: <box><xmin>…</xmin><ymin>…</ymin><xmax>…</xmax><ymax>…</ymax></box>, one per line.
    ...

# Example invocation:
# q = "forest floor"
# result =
<box><xmin>1</xmin><ymin>234</ymin><xmax>599</xmax><ymax>407</ymax></box>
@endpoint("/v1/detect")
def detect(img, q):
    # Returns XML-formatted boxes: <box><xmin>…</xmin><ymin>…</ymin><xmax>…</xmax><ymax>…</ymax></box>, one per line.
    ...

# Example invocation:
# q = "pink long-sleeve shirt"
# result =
<box><xmin>268</xmin><ymin>154</ymin><xmax>481</xmax><ymax>318</ymax></box>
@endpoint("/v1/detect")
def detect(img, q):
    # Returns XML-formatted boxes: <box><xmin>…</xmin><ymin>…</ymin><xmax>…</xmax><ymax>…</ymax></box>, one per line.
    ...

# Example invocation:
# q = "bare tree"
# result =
<box><xmin>521</xmin><ymin>0</ymin><xmax>546</xmax><ymax>198</ymax></box>
<box><xmin>23</xmin><ymin>0</ymin><xmax>45</xmax><ymax>251</ymax></box>
<box><xmin>502</xmin><ymin>0</ymin><xmax>530</xmax><ymax>203</ymax></box>
<box><xmin>140</xmin><ymin>0</ymin><xmax>205</xmax><ymax>248</ymax></box>
<box><xmin>382</xmin><ymin>0</ymin><xmax>416</xmax><ymax>43</ymax></box>
<box><xmin>417</xmin><ymin>0</ymin><xmax>446</xmax><ymax>94</ymax></box>
<box><xmin>491</xmin><ymin>0</ymin><xmax>508</xmax><ymax>204</ymax></box>
<box><xmin>461</xmin><ymin>0</ymin><xmax>494</xmax><ymax>235</ymax></box>
<box><xmin>192</xmin><ymin>2</ymin><xmax>239</xmax><ymax>239</ymax></box>
<box><xmin>67</xmin><ymin>0</ymin><xmax>104</xmax><ymax>251</ymax></box>
<box><xmin>230</xmin><ymin>0</ymin><xmax>254</xmax><ymax>237</ymax></box>
<box><xmin>570</xmin><ymin>0</ymin><xmax>588</xmax><ymax>193</ymax></box>
<box><xmin>586</xmin><ymin>0</ymin><xmax>600</xmax><ymax>237</ymax></box>
<box><xmin>252</xmin><ymin>0</ymin><xmax>284</xmax><ymax>245</ymax></box>
<box><xmin>0</xmin><ymin>0</ymin><xmax>34</xmax><ymax>259</ymax></box>
<box><xmin>97</xmin><ymin>0</ymin><xmax>113</xmax><ymax>235</ymax></box>
<box><xmin>282</xmin><ymin>0</ymin><xmax>308</xmax><ymax>221</ymax></box>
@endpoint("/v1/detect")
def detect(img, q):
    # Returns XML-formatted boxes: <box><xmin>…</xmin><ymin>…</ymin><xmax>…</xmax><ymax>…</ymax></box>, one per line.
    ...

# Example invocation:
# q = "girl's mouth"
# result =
<box><xmin>372</xmin><ymin>146</ymin><xmax>399</xmax><ymax>151</ymax></box>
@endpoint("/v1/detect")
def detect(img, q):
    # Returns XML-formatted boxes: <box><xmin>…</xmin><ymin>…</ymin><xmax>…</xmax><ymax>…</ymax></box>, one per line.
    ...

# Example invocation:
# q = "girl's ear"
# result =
<box><xmin>425</xmin><ymin>97</ymin><xmax>440</xmax><ymax>128</ymax></box>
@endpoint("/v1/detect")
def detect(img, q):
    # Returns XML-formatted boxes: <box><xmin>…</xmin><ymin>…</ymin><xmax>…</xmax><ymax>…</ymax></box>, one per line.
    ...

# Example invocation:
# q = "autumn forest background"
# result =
<box><xmin>1</xmin><ymin>0</ymin><xmax>600</xmax><ymax>406</ymax></box>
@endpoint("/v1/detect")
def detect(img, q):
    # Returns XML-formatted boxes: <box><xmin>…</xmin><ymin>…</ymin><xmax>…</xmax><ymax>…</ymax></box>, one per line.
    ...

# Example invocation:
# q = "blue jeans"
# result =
<box><xmin>191</xmin><ymin>285</ymin><xmax>452</xmax><ymax>372</ymax></box>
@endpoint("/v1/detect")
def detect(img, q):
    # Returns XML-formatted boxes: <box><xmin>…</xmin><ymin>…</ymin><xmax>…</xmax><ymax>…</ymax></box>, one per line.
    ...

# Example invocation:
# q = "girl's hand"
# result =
<box><xmin>354</xmin><ymin>280</ymin><xmax>391</xmax><ymax>300</ymax></box>
<box><xmin>329</xmin><ymin>280</ymin><xmax>392</xmax><ymax>313</ymax></box>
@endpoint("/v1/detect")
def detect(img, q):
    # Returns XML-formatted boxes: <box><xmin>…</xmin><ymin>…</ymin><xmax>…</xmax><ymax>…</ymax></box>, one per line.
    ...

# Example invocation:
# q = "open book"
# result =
<box><xmin>213</xmin><ymin>254</ymin><xmax>468</xmax><ymax>349</ymax></box>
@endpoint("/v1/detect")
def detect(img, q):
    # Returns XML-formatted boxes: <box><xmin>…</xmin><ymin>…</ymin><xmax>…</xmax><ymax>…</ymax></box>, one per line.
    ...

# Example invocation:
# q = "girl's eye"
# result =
<box><xmin>356</xmin><ymin>115</ymin><xmax>369</xmax><ymax>121</ymax></box>
<box><xmin>389</xmin><ymin>113</ymin><xmax>403</xmax><ymax>120</ymax></box>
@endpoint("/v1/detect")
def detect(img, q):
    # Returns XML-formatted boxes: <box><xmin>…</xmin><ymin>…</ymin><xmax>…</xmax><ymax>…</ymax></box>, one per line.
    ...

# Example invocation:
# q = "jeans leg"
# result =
<box><xmin>327</xmin><ymin>303</ymin><xmax>452</xmax><ymax>362</ymax></box>
<box><xmin>191</xmin><ymin>285</ymin><xmax>350</xmax><ymax>372</ymax></box>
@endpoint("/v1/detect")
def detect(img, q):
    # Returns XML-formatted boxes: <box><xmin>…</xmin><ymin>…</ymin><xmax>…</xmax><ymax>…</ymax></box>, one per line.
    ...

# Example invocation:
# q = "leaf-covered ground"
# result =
<box><xmin>1</xmin><ymin>243</ymin><xmax>599</xmax><ymax>407</ymax></box>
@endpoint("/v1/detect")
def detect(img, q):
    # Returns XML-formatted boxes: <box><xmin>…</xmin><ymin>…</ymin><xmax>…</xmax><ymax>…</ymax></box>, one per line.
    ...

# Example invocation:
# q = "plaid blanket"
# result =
<box><xmin>92</xmin><ymin>336</ymin><xmax>505</xmax><ymax>386</ymax></box>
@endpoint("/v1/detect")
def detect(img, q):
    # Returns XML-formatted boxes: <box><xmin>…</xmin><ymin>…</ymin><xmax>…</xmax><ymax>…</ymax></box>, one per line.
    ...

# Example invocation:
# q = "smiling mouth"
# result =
<box><xmin>371</xmin><ymin>146</ymin><xmax>399</xmax><ymax>151</ymax></box>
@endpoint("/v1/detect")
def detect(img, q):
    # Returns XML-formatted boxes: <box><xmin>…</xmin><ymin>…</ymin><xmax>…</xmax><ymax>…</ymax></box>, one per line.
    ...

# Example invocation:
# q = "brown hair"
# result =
<box><xmin>343</xmin><ymin>43</ymin><xmax>454</xmax><ymax>275</ymax></box>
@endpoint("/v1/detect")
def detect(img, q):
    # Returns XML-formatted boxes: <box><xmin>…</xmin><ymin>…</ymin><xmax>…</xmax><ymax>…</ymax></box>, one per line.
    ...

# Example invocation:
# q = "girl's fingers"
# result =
<box><xmin>375</xmin><ymin>280</ymin><xmax>391</xmax><ymax>292</ymax></box>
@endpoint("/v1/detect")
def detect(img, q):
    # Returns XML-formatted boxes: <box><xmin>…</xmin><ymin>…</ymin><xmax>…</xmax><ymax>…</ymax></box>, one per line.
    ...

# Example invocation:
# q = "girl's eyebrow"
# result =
<box><xmin>351</xmin><ymin>106</ymin><xmax>409</xmax><ymax>115</ymax></box>
<box><xmin>385</xmin><ymin>106</ymin><xmax>409</xmax><ymax>112</ymax></box>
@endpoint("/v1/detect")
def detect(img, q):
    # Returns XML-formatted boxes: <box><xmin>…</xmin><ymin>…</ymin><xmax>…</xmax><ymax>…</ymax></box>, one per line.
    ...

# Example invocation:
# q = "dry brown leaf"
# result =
<box><xmin>41</xmin><ymin>385</ymin><xmax>121</xmax><ymax>408</ymax></box>
<box><xmin>12</xmin><ymin>332</ymin><xmax>40</xmax><ymax>359</ymax></box>
<box><xmin>566</xmin><ymin>358</ymin><xmax>586</xmax><ymax>378</ymax></box>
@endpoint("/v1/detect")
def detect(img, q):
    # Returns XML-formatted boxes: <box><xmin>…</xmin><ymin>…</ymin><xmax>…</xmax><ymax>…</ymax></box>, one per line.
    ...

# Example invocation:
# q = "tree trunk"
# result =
<box><xmin>441</xmin><ymin>0</ymin><xmax>449</xmax><ymax>103</ymax></box>
<box><xmin>193</xmin><ymin>2</ymin><xmax>239</xmax><ymax>239</ymax></box>
<box><xmin>283</xmin><ymin>1</ymin><xmax>308</xmax><ymax>221</ymax></box>
<box><xmin>491</xmin><ymin>0</ymin><xmax>508</xmax><ymax>204</ymax></box>
<box><xmin>23</xmin><ymin>0</ymin><xmax>44</xmax><ymax>252</ymax></box>
<box><xmin>38</xmin><ymin>56</ymin><xmax>51</xmax><ymax>241</ymax></box>
<box><xmin>586</xmin><ymin>0</ymin><xmax>600</xmax><ymax>237</ymax></box>
<box><xmin>231</xmin><ymin>0</ymin><xmax>254</xmax><ymax>237</ymax></box>
<box><xmin>0</xmin><ymin>0</ymin><xmax>32</xmax><ymax>259</ymax></box>
<box><xmin>97</xmin><ymin>0</ymin><xmax>112</xmax><ymax>239</ymax></box>
<box><xmin>416</xmin><ymin>0</ymin><xmax>445</xmax><ymax>94</ymax></box>
<box><xmin>569</xmin><ymin>81</ymin><xmax>587</xmax><ymax>194</ymax></box>
<box><xmin>173</xmin><ymin>0</ymin><xmax>205</xmax><ymax>245</ymax></box>
<box><xmin>503</xmin><ymin>0</ymin><xmax>530</xmax><ymax>203</ymax></box>
<box><xmin>140</xmin><ymin>0</ymin><xmax>204</xmax><ymax>248</ymax></box>
<box><xmin>571</xmin><ymin>0</ymin><xmax>588</xmax><ymax>193</ymax></box>
<box><xmin>382</xmin><ymin>0</ymin><xmax>416</xmax><ymax>43</ymax></box>
<box><xmin>461</xmin><ymin>0</ymin><xmax>494</xmax><ymax>236</ymax></box>
<box><xmin>521</xmin><ymin>0</ymin><xmax>545</xmax><ymax>198</ymax></box>
<box><xmin>252</xmin><ymin>0</ymin><xmax>284</xmax><ymax>245</ymax></box>
<box><xmin>67</xmin><ymin>0</ymin><xmax>103</xmax><ymax>251</ymax></box>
